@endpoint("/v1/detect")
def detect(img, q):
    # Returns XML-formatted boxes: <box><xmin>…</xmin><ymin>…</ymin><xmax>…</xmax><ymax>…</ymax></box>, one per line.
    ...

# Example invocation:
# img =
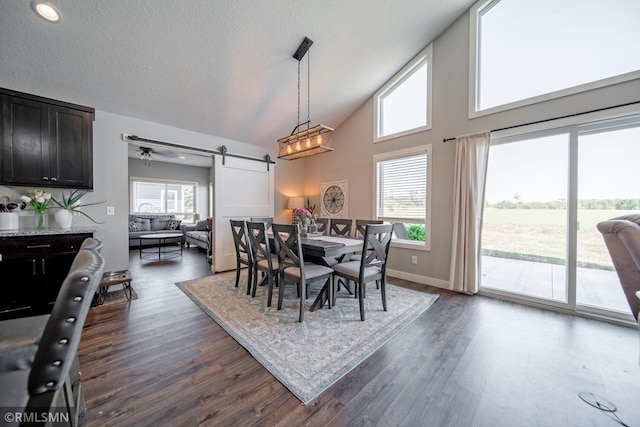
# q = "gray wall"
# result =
<box><xmin>300</xmin><ymin>11</ymin><xmax>640</xmax><ymax>288</ymax></box>
<box><xmin>128</xmin><ymin>157</ymin><xmax>211</xmax><ymax>219</ymax></box>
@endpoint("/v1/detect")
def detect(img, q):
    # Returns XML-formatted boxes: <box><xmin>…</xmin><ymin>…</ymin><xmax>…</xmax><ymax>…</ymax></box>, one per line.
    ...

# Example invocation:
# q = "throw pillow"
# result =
<box><xmin>128</xmin><ymin>221</ymin><xmax>140</xmax><ymax>232</ymax></box>
<box><xmin>194</xmin><ymin>220</ymin><xmax>209</xmax><ymax>231</ymax></box>
<box><xmin>166</xmin><ymin>219</ymin><xmax>182</xmax><ymax>230</ymax></box>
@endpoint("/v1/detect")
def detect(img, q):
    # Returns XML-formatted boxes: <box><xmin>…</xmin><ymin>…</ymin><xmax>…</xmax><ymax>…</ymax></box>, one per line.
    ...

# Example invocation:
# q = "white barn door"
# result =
<box><xmin>213</xmin><ymin>155</ymin><xmax>274</xmax><ymax>272</ymax></box>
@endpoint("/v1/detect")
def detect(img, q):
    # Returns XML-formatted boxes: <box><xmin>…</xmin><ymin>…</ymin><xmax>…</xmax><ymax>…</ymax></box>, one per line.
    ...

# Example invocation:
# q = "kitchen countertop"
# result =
<box><xmin>0</xmin><ymin>226</ymin><xmax>97</xmax><ymax>238</ymax></box>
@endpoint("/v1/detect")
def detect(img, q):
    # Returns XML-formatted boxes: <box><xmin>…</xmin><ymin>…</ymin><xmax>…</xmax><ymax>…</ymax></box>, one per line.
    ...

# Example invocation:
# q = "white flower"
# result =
<box><xmin>20</xmin><ymin>195</ymin><xmax>32</xmax><ymax>203</ymax></box>
<box><xmin>35</xmin><ymin>196</ymin><xmax>45</xmax><ymax>203</ymax></box>
<box><xmin>44</xmin><ymin>192</ymin><xmax>51</xmax><ymax>200</ymax></box>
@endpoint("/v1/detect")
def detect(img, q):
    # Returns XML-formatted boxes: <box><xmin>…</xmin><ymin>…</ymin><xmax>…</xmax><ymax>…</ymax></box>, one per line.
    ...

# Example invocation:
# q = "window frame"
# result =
<box><xmin>373</xmin><ymin>145</ymin><xmax>432</xmax><ymax>251</ymax></box>
<box><xmin>129</xmin><ymin>176</ymin><xmax>197</xmax><ymax>218</ymax></box>
<box><xmin>374</xmin><ymin>43</ymin><xmax>433</xmax><ymax>143</ymax></box>
<box><xmin>468</xmin><ymin>0</ymin><xmax>640</xmax><ymax>118</ymax></box>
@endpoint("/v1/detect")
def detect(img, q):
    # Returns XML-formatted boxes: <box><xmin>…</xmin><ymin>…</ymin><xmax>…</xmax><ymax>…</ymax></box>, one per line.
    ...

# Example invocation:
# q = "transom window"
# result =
<box><xmin>374</xmin><ymin>145</ymin><xmax>432</xmax><ymax>250</ymax></box>
<box><xmin>374</xmin><ymin>44</ymin><xmax>432</xmax><ymax>142</ymax></box>
<box><xmin>130</xmin><ymin>177</ymin><xmax>196</xmax><ymax>221</ymax></box>
<box><xmin>470</xmin><ymin>0</ymin><xmax>640</xmax><ymax>116</ymax></box>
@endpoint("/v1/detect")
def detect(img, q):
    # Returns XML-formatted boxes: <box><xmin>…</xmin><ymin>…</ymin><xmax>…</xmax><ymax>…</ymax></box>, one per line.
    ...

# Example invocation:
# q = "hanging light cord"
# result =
<box><xmin>297</xmin><ymin>60</ymin><xmax>301</xmax><ymax>128</ymax></box>
<box><xmin>307</xmin><ymin>49</ymin><xmax>311</xmax><ymax>128</ymax></box>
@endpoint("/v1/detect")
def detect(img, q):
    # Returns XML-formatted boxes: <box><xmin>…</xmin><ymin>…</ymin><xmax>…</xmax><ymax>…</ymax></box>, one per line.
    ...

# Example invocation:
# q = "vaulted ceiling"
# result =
<box><xmin>0</xmin><ymin>0</ymin><xmax>475</xmax><ymax>148</ymax></box>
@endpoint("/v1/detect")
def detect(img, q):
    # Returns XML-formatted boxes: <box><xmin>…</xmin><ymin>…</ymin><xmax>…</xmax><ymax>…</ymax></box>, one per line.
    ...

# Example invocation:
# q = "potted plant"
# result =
<box><xmin>51</xmin><ymin>189</ymin><xmax>106</xmax><ymax>228</ymax></box>
<box><xmin>20</xmin><ymin>189</ymin><xmax>53</xmax><ymax>230</ymax></box>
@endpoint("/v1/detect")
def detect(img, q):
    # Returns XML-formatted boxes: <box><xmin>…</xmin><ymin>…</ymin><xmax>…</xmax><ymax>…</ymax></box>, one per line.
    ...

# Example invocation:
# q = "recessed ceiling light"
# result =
<box><xmin>32</xmin><ymin>1</ymin><xmax>61</xmax><ymax>23</ymax></box>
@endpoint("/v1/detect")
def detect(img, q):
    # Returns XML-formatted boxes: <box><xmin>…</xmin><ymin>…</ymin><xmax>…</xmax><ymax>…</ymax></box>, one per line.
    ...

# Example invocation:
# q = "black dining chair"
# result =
<box><xmin>250</xmin><ymin>217</ymin><xmax>274</xmax><ymax>232</ymax></box>
<box><xmin>246</xmin><ymin>221</ymin><xmax>279</xmax><ymax>307</ymax></box>
<box><xmin>230</xmin><ymin>220</ymin><xmax>253</xmax><ymax>295</ymax></box>
<box><xmin>332</xmin><ymin>223</ymin><xmax>394</xmax><ymax>320</ymax></box>
<box><xmin>355</xmin><ymin>219</ymin><xmax>384</xmax><ymax>239</ymax></box>
<box><xmin>329</xmin><ymin>218</ymin><xmax>353</xmax><ymax>236</ymax></box>
<box><xmin>272</xmin><ymin>223</ymin><xmax>334</xmax><ymax>322</ymax></box>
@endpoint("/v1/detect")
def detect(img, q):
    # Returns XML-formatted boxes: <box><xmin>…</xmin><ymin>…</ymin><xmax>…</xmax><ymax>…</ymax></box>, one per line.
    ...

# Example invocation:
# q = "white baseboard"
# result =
<box><xmin>386</xmin><ymin>269</ymin><xmax>451</xmax><ymax>290</ymax></box>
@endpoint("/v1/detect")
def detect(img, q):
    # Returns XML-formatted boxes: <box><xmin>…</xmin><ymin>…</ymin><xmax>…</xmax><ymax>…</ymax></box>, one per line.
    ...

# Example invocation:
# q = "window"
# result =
<box><xmin>374</xmin><ymin>44</ymin><xmax>432</xmax><ymax>142</ymax></box>
<box><xmin>374</xmin><ymin>146</ymin><xmax>432</xmax><ymax>250</ymax></box>
<box><xmin>130</xmin><ymin>177</ymin><xmax>196</xmax><ymax>221</ymax></box>
<box><xmin>470</xmin><ymin>0</ymin><xmax>640</xmax><ymax>116</ymax></box>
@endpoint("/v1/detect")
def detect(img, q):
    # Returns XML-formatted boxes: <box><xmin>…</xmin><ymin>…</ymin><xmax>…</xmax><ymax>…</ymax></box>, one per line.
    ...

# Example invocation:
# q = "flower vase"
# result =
<box><xmin>54</xmin><ymin>210</ymin><xmax>74</xmax><ymax>229</ymax></box>
<box><xmin>35</xmin><ymin>211</ymin><xmax>48</xmax><ymax>230</ymax></box>
<box><xmin>308</xmin><ymin>222</ymin><xmax>318</xmax><ymax>234</ymax></box>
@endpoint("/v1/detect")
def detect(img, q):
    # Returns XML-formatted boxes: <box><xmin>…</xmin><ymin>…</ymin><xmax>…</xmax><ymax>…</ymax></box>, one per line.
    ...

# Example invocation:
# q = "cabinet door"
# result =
<box><xmin>1</xmin><ymin>95</ymin><xmax>51</xmax><ymax>185</ymax></box>
<box><xmin>49</xmin><ymin>105</ymin><xmax>93</xmax><ymax>188</ymax></box>
<box><xmin>45</xmin><ymin>251</ymin><xmax>79</xmax><ymax>309</ymax></box>
<box><xmin>0</xmin><ymin>257</ymin><xmax>34</xmax><ymax>320</ymax></box>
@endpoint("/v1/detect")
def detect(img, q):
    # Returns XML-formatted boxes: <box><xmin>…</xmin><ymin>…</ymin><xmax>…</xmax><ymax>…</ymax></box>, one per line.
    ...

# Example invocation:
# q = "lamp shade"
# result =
<box><xmin>287</xmin><ymin>197</ymin><xmax>304</xmax><ymax>210</ymax></box>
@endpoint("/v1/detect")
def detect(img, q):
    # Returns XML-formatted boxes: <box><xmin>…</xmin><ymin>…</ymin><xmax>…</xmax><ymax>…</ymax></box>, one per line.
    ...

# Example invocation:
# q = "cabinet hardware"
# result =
<box><xmin>41</xmin><ymin>258</ymin><xmax>46</xmax><ymax>274</ymax></box>
<box><xmin>27</xmin><ymin>244</ymin><xmax>51</xmax><ymax>249</ymax></box>
<box><xmin>32</xmin><ymin>259</ymin><xmax>36</xmax><ymax>275</ymax></box>
<box><xmin>43</xmin><ymin>176</ymin><xmax>49</xmax><ymax>180</ymax></box>
<box><xmin>51</xmin><ymin>177</ymin><xmax>57</xmax><ymax>182</ymax></box>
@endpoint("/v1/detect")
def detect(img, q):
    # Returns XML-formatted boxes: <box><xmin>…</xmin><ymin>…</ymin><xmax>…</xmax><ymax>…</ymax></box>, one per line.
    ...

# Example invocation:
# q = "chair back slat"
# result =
<box><xmin>246</xmin><ymin>221</ymin><xmax>273</xmax><ymax>263</ymax></box>
<box><xmin>272</xmin><ymin>223</ymin><xmax>302</xmax><ymax>270</ymax></box>
<box><xmin>362</xmin><ymin>224</ymin><xmax>394</xmax><ymax>273</ymax></box>
<box><xmin>230</xmin><ymin>220</ymin><xmax>252</xmax><ymax>260</ymax></box>
<box><xmin>329</xmin><ymin>218</ymin><xmax>352</xmax><ymax>236</ymax></box>
<box><xmin>355</xmin><ymin>219</ymin><xmax>384</xmax><ymax>239</ymax></box>
<box><xmin>315</xmin><ymin>218</ymin><xmax>329</xmax><ymax>233</ymax></box>
<box><xmin>250</xmin><ymin>217</ymin><xmax>274</xmax><ymax>232</ymax></box>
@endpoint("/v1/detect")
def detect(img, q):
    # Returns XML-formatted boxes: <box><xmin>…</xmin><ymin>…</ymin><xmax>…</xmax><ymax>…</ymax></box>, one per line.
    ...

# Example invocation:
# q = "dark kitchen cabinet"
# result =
<box><xmin>0</xmin><ymin>232</ymin><xmax>93</xmax><ymax>320</ymax></box>
<box><xmin>0</xmin><ymin>88</ymin><xmax>94</xmax><ymax>189</ymax></box>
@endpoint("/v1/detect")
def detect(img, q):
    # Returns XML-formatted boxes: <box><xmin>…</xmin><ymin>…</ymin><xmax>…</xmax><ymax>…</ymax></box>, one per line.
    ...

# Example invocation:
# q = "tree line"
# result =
<box><xmin>486</xmin><ymin>198</ymin><xmax>640</xmax><ymax>210</ymax></box>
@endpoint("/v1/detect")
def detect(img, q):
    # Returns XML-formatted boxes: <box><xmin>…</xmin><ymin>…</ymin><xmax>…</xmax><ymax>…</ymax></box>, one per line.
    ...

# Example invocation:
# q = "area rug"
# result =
<box><xmin>176</xmin><ymin>271</ymin><xmax>438</xmax><ymax>404</ymax></box>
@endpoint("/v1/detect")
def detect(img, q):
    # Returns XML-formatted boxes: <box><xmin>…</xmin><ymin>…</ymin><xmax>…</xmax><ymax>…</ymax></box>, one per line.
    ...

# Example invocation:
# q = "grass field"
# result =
<box><xmin>481</xmin><ymin>208</ymin><xmax>637</xmax><ymax>267</ymax></box>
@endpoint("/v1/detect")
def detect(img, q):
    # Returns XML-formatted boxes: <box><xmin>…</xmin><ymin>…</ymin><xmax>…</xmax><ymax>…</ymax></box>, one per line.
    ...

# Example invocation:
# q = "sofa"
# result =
<box><xmin>128</xmin><ymin>214</ymin><xmax>184</xmax><ymax>248</ymax></box>
<box><xmin>181</xmin><ymin>220</ymin><xmax>211</xmax><ymax>251</ymax></box>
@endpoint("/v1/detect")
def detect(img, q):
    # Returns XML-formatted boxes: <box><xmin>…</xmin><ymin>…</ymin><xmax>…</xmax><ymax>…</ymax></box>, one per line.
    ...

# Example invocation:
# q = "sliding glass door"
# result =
<box><xmin>481</xmin><ymin>132</ymin><xmax>569</xmax><ymax>303</ymax></box>
<box><xmin>480</xmin><ymin>113</ymin><xmax>640</xmax><ymax>321</ymax></box>
<box><xmin>576</xmin><ymin>124</ymin><xmax>640</xmax><ymax>315</ymax></box>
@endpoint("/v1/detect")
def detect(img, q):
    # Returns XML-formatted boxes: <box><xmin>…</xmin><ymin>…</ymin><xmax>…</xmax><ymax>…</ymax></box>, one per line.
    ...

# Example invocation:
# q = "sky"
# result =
<box><xmin>485</xmin><ymin>126</ymin><xmax>640</xmax><ymax>204</ymax></box>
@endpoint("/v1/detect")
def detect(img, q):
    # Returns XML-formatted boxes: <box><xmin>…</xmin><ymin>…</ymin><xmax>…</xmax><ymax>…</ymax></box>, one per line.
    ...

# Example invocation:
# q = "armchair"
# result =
<box><xmin>597</xmin><ymin>214</ymin><xmax>640</xmax><ymax>321</ymax></box>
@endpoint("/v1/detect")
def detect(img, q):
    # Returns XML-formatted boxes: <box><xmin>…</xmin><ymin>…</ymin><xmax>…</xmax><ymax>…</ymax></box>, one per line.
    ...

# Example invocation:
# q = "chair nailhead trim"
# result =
<box><xmin>80</xmin><ymin>276</ymin><xmax>89</xmax><ymax>282</ymax></box>
<box><xmin>73</xmin><ymin>296</ymin><xmax>82</xmax><ymax>302</ymax></box>
<box><xmin>46</xmin><ymin>381</ymin><xmax>54</xmax><ymax>387</ymax></box>
<box><xmin>66</xmin><ymin>317</ymin><xmax>76</xmax><ymax>323</ymax></box>
<box><xmin>59</xmin><ymin>338</ymin><xmax>68</xmax><ymax>344</ymax></box>
<box><xmin>52</xmin><ymin>360</ymin><xmax>61</xmax><ymax>366</ymax></box>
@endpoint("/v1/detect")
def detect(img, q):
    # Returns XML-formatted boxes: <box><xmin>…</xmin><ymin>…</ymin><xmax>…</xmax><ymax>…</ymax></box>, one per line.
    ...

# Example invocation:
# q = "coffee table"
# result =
<box><xmin>139</xmin><ymin>232</ymin><xmax>183</xmax><ymax>260</ymax></box>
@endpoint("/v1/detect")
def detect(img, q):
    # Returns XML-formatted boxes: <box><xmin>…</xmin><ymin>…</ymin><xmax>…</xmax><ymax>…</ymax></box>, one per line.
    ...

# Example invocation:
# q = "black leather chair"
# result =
<box><xmin>0</xmin><ymin>245</ymin><xmax>105</xmax><ymax>426</ymax></box>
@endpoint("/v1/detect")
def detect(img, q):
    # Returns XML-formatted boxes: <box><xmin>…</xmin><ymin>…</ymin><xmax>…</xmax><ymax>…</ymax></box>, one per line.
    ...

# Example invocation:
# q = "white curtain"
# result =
<box><xmin>449</xmin><ymin>132</ymin><xmax>490</xmax><ymax>294</ymax></box>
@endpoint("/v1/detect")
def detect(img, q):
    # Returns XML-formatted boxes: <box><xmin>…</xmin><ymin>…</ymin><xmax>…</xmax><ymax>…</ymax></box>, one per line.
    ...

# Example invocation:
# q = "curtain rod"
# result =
<box><xmin>123</xmin><ymin>134</ymin><xmax>276</xmax><ymax>171</ymax></box>
<box><xmin>442</xmin><ymin>100</ymin><xmax>640</xmax><ymax>143</ymax></box>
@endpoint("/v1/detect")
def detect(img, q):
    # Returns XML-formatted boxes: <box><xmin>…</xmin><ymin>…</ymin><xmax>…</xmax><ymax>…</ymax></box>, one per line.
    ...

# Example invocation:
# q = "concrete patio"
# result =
<box><xmin>481</xmin><ymin>255</ymin><xmax>631</xmax><ymax>315</ymax></box>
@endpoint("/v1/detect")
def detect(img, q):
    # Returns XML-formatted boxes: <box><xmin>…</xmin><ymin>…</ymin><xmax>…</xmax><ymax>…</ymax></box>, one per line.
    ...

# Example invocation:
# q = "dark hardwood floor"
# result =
<box><xmin>78</xmin><ymin>248</ymin><xmax>640</xmax><ymax>426</ymax></box>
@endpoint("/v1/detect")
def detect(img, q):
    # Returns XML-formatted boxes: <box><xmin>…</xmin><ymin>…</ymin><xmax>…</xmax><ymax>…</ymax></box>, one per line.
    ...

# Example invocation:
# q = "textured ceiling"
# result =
<box><xmin>0</xmin><ymin>0</ymin><xmax>475</xmax><ymax>148</ymax></box>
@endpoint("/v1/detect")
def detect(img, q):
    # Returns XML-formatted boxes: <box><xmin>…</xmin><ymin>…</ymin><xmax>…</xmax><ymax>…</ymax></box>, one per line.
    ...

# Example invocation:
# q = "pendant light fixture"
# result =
<box><xmin>277</xmin><ymin>37</ymin><xmax>334</xmax><ymax>160</ymax></box>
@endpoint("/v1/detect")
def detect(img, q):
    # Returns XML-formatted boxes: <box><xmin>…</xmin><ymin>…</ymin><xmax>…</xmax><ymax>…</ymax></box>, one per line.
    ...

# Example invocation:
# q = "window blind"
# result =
<box><xmin>376</xmin><ymin>153</ymin><xmax>426</xmax><ymax>222</ymax></box>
